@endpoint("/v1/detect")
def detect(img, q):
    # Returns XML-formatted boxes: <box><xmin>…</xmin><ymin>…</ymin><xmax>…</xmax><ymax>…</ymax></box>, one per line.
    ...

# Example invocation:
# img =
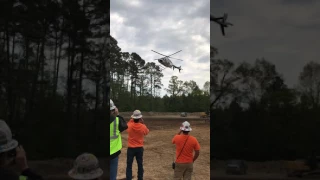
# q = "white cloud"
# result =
<box><xmin>128</xmin><ymin>0</ymin><xmax>142</xmax><ymax>7</ymax></box>
<box><xmin>111</xmin><ymin>0</ymin><xmax>210</xmax><ymax>96</ymax></box>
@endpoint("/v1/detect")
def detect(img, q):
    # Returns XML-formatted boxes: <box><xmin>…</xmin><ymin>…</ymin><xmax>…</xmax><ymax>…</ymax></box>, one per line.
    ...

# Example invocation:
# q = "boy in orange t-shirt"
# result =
<box><xmin>172</xmin><ymin>121</ymin><xmax>200</xmax><ymax>180</ymax></box>
<box><xmin>126</xmin><ymin>110</ymin><xmax>149</xmax><ymax>180</ymax></box>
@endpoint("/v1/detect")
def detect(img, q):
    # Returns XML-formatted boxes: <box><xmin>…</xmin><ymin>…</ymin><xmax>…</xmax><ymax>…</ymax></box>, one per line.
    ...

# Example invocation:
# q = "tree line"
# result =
<box><xmin>0</xmin><ymin>0</ymin><xmax>209</xmax><ymax>160</ymax></box>
<box><xmin>0</xmin><ymin>0</ymin><xmax>109</xmax><ymax>159</ymax></box>
<box><xmin>211</xmin><ymin>46</ymin><xmax>320</xmax><ymax>161</ymax></box>
<box><xmin>110</xmin><ymin>35</ymin><xmax>210</xmax><ymax>112</ymax></box>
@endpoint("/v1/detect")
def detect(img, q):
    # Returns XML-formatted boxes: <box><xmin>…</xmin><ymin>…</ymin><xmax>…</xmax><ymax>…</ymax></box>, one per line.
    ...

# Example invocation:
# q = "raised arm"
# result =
<box><xmin>118</xmin><ymin>115</ymin><xmax>128</xmax><ymax>132</ymax></box>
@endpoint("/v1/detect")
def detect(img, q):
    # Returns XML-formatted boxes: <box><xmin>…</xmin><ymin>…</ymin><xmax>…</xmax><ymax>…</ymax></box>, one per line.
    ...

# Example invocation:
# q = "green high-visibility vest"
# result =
<box><xmin>110</xmin><ymin>117</ymin><xmax>122</xmax><ymax>155</ymax></box>
<box><xmin>19</xmin><ymin>176</ymin><xmax>27</xmax><ymax>180</ymax></box>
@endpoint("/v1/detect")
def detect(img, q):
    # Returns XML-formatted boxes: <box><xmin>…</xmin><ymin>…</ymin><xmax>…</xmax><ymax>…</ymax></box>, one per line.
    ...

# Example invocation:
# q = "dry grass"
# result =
<box><xmin>116</xmin><ymin>117</ymin><xmax>210</xmax><ymax>180</ymax></box>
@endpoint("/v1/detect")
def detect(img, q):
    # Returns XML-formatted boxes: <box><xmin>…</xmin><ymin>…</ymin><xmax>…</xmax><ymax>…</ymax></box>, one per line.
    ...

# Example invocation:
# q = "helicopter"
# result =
<box><xmin>210</xmin><ymin>13</ymin><xmax>233</xmax><ymax>36</ymax></box>
<box><xmin>151</xmin><ymin>50</ymin><xmax>183</xmax><ymax>72</ymax></box>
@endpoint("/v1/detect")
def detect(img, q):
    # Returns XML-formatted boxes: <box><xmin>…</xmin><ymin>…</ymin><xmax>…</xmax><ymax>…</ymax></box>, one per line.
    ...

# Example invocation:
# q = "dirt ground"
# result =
<box><xmin>211</xmin><ymin>160</ymin><xmax>320</xmax><ymax>180</ymax></box>
<box><xmin>116</xmin><ymin>116</ymin><xmax>211</xmax><ymax>180</ymax></box>
<box><xmin>23</xmin><ymin>114</ymin><xmax>319</xmax><ymax>180</ymax></box>
<box><xmin>120</xmin><ymin>112</ymin><xmax>205</xmax><ymax>117</ymax></box>
<box><xmin>25</xmin><ymin>116</ymin><xmax>210</xmax><ymax>180</ymax></box>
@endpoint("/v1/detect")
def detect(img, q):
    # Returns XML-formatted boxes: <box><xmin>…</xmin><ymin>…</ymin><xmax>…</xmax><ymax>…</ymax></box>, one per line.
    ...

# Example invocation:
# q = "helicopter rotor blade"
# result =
<box><xmin>166</xmin><ymin>50</ymin><xmax>182</xmax><ymax>57</ymax></box>
<box><xmin>151</xmin><ymin>50</ymin><xmax>182</xmax><ymax>58</ymax></box>
<box><xmin>151</xmin><ymin>50</ymin><xmax>168</xmax><ymax>57</ymax></box>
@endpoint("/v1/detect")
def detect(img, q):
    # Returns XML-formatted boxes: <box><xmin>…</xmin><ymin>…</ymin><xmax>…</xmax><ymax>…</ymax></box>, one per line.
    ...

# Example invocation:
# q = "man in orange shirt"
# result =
<box><xmin>126</xmin><ymin>110</ymin><xmax>149</xmax><ymax>180</ymax></box>
<box><xmin>172</xmin><ymin>121</ymin><xmax>200</xmax><ymax>180</ymax></box>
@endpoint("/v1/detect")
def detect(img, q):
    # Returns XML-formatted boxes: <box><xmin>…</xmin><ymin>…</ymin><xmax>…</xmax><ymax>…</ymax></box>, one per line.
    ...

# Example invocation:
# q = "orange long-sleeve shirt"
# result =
<box><xmin>127</xmin><ymin>119</ymin><xmax>149</xmax><ymax>148</ymax></box>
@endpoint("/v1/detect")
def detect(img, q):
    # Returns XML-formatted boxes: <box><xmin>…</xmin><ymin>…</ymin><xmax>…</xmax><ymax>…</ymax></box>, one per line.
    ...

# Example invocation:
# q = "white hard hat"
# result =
<box><xmin>0</xmin><ymin>120</ymin><xmax>19</xmax><ymax>153</ymax></box>
<box><xmin>131</xmin><ymin>110</ymin><xmax>143</xmax><ymax>119</ymax></box>
<box><xmin>180</xmin><ymin>121</ymin><xmax>192</xmax><ymax>132</ymax></box>
<box><xmin>110</xmin><ymin>99</ymin><xmax>116</xmax><ymax>110</ymax></box>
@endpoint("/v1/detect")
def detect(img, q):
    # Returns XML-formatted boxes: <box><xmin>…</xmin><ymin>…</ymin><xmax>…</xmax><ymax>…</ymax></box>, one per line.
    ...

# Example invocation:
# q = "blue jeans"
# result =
<box><xmin>110</xmin><ymin>156</ymin><xmax>119</xmax><ymax>180</ymax></box>
<box><xmin>126</xmin><ymin>147</ymin><xmax>144</xmax><ymax>180</ymax></box>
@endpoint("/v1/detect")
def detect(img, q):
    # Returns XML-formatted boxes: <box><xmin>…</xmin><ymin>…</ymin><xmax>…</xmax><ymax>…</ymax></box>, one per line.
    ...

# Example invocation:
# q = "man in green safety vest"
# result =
<box><xmin>110</xmin><ymin>99</ymin><xmax>128</xmax><ymax>180</ymax></box>
<box><xmin>0</xmin><ymin>120</ymin><xmax>43</xmax><ymax>180</ymax></box>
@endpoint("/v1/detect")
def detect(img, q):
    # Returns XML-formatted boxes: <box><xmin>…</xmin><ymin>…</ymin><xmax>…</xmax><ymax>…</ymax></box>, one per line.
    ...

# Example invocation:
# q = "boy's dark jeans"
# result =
<box><xmin>126</xmin><ymin>147</ymin><xmax>144</xmax><ymax>180</ymax></box>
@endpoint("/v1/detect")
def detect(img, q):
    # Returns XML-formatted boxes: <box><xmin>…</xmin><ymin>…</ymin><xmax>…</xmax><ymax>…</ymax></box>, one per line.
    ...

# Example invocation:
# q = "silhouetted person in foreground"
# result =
<box><xmin>0</xmin><ymin>120</ymin><xmax>43</xmax><ymax>180</ymax></box>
